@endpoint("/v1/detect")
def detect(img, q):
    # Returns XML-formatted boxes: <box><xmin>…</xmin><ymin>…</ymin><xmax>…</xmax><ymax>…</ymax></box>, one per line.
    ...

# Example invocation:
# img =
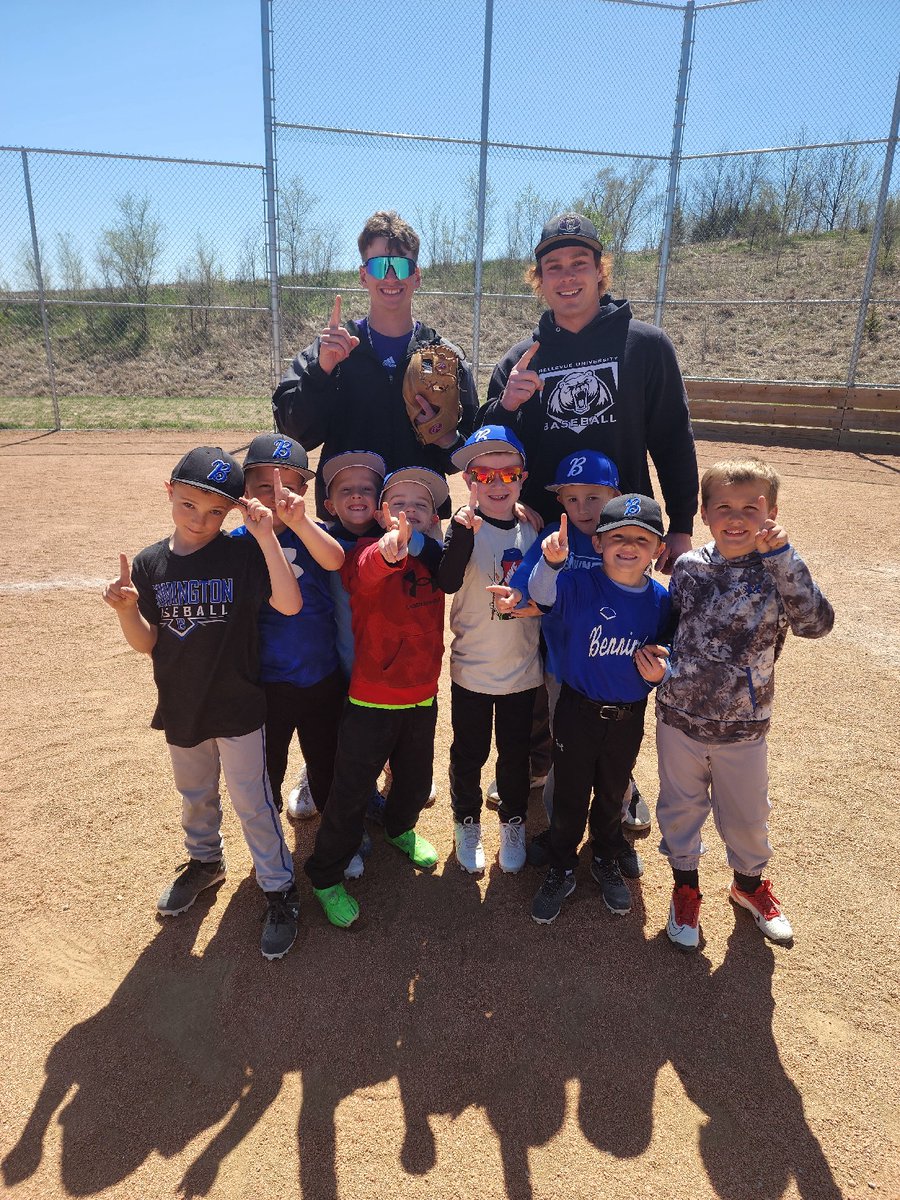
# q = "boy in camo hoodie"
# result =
<box><xmin>652</xmin><ymin>458</ymin><xmax>833</xmax><ymax>949</ymax></box>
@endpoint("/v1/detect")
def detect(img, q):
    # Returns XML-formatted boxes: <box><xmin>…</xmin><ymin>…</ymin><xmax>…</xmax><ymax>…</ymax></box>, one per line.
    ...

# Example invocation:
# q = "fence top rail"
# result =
<box><xmin>1</xmin><ymin>296</ymin><xmax>270</xmax><ymax>314</ymax></box>
<box><xmin>686</xmin><ymin>379</ymin><xmax>900</xmax><ymax>407</ymax></box>
<box><xmin>0</xmin><ymin>144</ymin><xmax>264</xmax><ymax>171</ymax></box>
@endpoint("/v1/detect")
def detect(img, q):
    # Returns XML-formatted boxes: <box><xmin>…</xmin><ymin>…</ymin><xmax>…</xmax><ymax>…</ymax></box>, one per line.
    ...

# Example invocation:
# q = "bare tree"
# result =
<box><xmin>55</xmin><ymin>232</ymin><xmax>88</xmax><ymax>296</ymax></box>
<box><xmin>17</xmin><ymin>238</ymin><xmax>51</xmax><ymax>293</ymax></box>
<box><xmin>96</xmin><ymin>193</ymin><xmax>163</xmax><ymax>341</ymax></box>
<box><xmin>278</xmin><ymin>176</ymin><xmax>318</xmax><ymax>279</ymax></box>
<box><xmin>578</xmin><ymin>159</ymin><xmax>658</xmax><ymax>254</ymax></box>
<box><xmin>178</xmin><ymin>235</ymin><xmax>222</xmax><ymax>340</ymax></box>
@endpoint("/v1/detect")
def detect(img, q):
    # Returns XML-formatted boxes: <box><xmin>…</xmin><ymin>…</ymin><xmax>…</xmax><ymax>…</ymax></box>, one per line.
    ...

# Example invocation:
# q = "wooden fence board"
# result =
<box><xmin>687</xmin><ymin>400</ymin><xmax>841</xmax><ymax>428</ymax></box>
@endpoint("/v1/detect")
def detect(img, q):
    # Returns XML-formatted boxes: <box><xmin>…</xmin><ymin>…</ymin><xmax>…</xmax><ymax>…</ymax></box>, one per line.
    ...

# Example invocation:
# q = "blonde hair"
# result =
<box><xmin>701</xmin><ymin>458</ymin><xmax>780</xmax><ymax>507</ymax></box>
<box><xmin>358</xmin><ymin>211</ymin><xmax>420</xmax><ymax>261</ymax></box>
<box><xmin>525</xmin><ymin>250</ymin><xmax>613</xmax><ymax>301</ymax></box>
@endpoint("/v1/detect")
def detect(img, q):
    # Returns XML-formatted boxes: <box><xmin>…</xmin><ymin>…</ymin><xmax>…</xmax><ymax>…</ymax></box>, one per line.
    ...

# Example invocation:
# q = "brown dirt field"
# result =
<box><xmin>0</xmin><ymin>431</ymin><xmax>898</xmax><ymax>1200</ymax></box>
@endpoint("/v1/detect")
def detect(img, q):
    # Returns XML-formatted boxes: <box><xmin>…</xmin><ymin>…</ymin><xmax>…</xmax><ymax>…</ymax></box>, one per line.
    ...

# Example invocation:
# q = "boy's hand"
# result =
<box><xmin>379</xmin><ymin>503</ymin><xmax>410</xmax><ymax>563</ymax></box>
<box><xmin>515</xmin><ymin>501</ymin><xmax>544</xmax><ymax>532</ymax></box>
<box><xmin>655</xmin><ymin>532</ymin><xmax>690</xmax><ymax>575</ymax></box>
<box><xmin>273</xmin><ymin>467</ymin><xmax>307</xmax><ymax>526</ymax></box>
<box><xmin>244</xmin><ymin>497</ymin><xmax>275</xmax><ymax>539</ymax></box>
<box><xmin>318</xmin><ymin>295</ymin><xmax>360</xmax><ymax>375</ymax></box>
<box><xmin>103</xmin><ymin>553</ymin><xmax>139</xmax><ymax>610</ymax></box>
<box><xmin>454</xmin><ymin>483</ymin><xmax>483</xmax><ymax>533</ymax></box>
<box><xmin>755</xmin><ymin>506</ymin><xmax>788</xmax><ymax>553</ymax></box>
<box><xmin>485</xmin><ymin>584</ymin><xmax>522</xmax><ymax>615</ymax></box>
<box><xmin>500</xmin><ymin>342</ymin><xmax>542</xmax><ymax>412</ymax></box>
<box><xmin>634</xmin><ymin>644</ymin><xmax>669</xmax><ymax>683</ymax></box>
<box><xmin>542</xmin><ymin>513</ymin><xmax>569</xmax><ymax>565</ymax></box>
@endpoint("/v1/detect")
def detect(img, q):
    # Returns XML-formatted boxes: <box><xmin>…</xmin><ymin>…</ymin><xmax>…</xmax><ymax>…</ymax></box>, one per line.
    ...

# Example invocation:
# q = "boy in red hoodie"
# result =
<box><xmin>304</xmin><ymin>466</ymin><xmax>448</xmax><ymax>927</ymax></box>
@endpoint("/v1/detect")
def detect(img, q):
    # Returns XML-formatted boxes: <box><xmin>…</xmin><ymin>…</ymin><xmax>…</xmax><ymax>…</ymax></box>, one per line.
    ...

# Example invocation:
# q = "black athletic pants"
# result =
<box><xmin>549</xmin><ymin>683</ymin><xmax>646</xmax><ymax>871</ymax></box>
<box><xmin>263</xmin><ymin>668</ymin><xmax>346</xmax><ymax>810</ymax></box>
<box><xmin>304</xmin><ymin>699</ymin><xmax>437</xmax><ymax>889</ymax></box>
<box><xmin>449</xmin><ymin>681</ymin><xmax>537</xmax><ymax>824</ymax></box>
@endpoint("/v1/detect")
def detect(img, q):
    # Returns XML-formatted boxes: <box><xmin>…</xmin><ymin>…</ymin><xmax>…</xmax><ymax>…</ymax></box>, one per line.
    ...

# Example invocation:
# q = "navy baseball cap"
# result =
<box><xmin>596</xmin><ymin>494</ymin><xmax>665</xmax><ymax>539</ymax></box>
<box><xmin>535</xmin><ymin>213</ymin><xmax>603</xmax><ymax>260</ymax></box>
<box><xmin>450</xmin><ymin>425</ymin><xmax>527</xmax><ymax>472</ymax></box>
<box><xmin>170</xmin><ymin>446</ymin><xmax>244</xmax><ymax>502</ymax></box>
<box><xmin>546</xmin><ymin>450</ymin><xmax>620</xmax><ymax>493</ymax></box>
<box><xmin>243</xmin><ymin>433</ymin><xmax>314</xmax><ymax>481</ymax></box>
<box><xmin>380</xmin><ymin>466</ymin><xmax>450</xmax><ymax>512</ymax></box>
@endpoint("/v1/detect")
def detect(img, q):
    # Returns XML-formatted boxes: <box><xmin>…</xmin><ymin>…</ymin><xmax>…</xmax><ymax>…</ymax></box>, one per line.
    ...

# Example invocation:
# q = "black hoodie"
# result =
<box><xmin>478</xmin><ymin>298</ymin><xmax>698</xmax><ymax>531</ymax></box>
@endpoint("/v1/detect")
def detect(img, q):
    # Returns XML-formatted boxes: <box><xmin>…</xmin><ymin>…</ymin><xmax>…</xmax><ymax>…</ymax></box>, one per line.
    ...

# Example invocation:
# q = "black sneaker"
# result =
<box><xmin>261</xmin><ymin>885</ymin><xmax>300</xmax><ymax>960</ymax></box>
<box><xmin>591</xmin><ymin>858</ymin><xmax>632</xmax><ymax>914</ymax></box>
<box><xmin>531</xmin><ymin>867</ymin><xmax>576</xmax><ymax>924</ymax></box>
<box><xmin>526</xmin><ymin>827</ymin><xmax>552</xmax><ymax>868</ymax></box>
<box><xmin>157</xmin><ymin>857</ymin><xmax>226</xmax><ymax>916</ymax></box>
<box><xmin>617</xmin><ymin>844</ymin><xmax>644</xmax><ymax>879</ymax></box>
<box><xmin>622</xmin><ymin>781</ymin><xmax>651</xmax><ymax>832</ymax></box>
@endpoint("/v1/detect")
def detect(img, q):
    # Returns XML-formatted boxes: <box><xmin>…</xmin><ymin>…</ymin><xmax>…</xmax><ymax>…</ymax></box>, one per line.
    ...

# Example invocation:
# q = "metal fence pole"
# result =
<box><xmin>261</xmin><ymin>0</ymin><xmax>283</xmax><ymax>395</ymax></box>
<box><xmin>21</xmin><ymin>149</ymin><xmax>60</xmax><ymax>430</ymax></box>
<box><xmin>470</xmin><ymin>0</ymin><xmax>495</xmax><ymax>382</ymax></box>
<box><xmin>654</xmin><ymin>0</ymin><xmax>696</xmax><ymax>329</ymax></box>
<box><xmin>846</xmin><ymin>70</ymin><xmax>900</xmax><ymax>391</ymax></box>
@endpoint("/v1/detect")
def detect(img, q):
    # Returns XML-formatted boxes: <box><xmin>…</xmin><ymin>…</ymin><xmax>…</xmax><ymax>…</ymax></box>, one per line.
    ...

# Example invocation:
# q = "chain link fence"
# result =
<box><xmin>1</xmin><ymin>0</ymin><xmax>898</xmax><ymax>432</ymax></box>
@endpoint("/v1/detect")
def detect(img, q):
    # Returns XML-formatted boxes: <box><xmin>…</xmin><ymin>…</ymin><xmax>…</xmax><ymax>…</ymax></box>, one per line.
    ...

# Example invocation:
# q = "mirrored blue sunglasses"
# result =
<box><xmin>363</xmin><ymin>255</ymin><xmax>417</xmax><ymax>280</ymax></box>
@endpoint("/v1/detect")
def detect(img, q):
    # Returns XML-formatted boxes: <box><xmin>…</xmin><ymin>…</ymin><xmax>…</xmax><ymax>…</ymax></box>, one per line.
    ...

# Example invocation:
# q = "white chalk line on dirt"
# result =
<box><xmin>0</xmin><ymin>577</ymin><xmax>107</xmax><ymax>593</ymax></box>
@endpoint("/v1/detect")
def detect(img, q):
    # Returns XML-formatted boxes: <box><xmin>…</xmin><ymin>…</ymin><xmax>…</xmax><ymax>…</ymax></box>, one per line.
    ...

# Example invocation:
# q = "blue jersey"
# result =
<box><xmin>511</xmin><ymin>521</ymin><xmax>601</xmax><ymax>682</ymax></box>
<box><xmin>530</xmin><ymin>559</ymin><xmax>671</xmax><ymax>703</ymax></box>
<box><xmin>231</xmin><ymin>524</ymin><xmax>339</xmax><ymax>687</ymax></box>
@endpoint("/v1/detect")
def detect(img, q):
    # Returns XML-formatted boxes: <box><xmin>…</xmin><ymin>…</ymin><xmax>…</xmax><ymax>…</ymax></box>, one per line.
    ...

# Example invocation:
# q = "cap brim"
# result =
<box><xmin>535</xmin><ymin>234</ymin><xmax>603</xmax><ymax>259</ymax></box>
<box><xmin>322</xmin><ymin>451</ymin><xmax>387</xmax><ymax>489</ymax></box>
<box><xmin>451</xmin><ymin>439</ymin><xmax>526</xmax><ymax>471</ymax></box>
<box><xmin>380</xmin><ymin>467</ymin><xmax>450</xmax><ymax>511</ymax></box>
<box><xmin>172</xmin><ymin>477</ymin><xmax>243</xmax><ymax>503</ymax></box>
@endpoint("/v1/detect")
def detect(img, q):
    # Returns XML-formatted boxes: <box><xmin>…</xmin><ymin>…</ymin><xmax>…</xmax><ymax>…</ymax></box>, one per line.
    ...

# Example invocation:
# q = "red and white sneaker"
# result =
<box><xmin>667</xmin><ymin>884</ymin><xmax>702</xmax><ymax>949</ymax></box>
<box><xmin>729</xmin><ymin>879</ymin><xmax>793</xmax><ymax>943</ymax></box>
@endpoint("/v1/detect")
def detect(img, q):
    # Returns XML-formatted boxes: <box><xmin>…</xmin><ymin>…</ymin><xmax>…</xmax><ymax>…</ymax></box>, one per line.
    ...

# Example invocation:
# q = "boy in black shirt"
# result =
<box><xmin>102</xmin><ymin>446</ymin><xmax>303</xmax><ymax>960</ymax></box>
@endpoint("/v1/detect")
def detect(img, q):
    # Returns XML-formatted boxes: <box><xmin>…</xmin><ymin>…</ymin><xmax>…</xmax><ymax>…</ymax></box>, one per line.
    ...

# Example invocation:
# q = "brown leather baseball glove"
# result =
<box><xmin>402</xmin><ymin>345</ymin><xmax>463</xmax><ymax>445</ymax></box>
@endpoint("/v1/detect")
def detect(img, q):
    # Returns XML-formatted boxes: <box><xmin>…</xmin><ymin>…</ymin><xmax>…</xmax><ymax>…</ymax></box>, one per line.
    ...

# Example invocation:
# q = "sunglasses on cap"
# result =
<box><xmin>468</xmin><ymin>465</ymin><xmax>524</xmax><ymax>486</ymax></box>
<box><xmin>363</xmin><ymin>255</ymin><xmax>417</xmax><ymax>280</ymax></box>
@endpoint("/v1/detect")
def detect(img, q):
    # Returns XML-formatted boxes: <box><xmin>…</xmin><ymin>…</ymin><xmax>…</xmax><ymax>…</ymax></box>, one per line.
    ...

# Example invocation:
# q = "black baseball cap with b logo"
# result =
<box><xmin>596</xmin><ymin>494</ymin><xmax>665</xmax><ymax>539</ymax></box>
<box><xmin>170</xmin><ymin>446</ymin><xmax>245</xmax><ymax>502</ymax></box>
<box><xmin>535</xmin><ymin>213</ymin><xmax>604</xmax><ymax>260</ymax></box>
<box><xmin>243</xmin><ymin>433</ymin><xmax>315</xmax><ymax>481</ymax></box>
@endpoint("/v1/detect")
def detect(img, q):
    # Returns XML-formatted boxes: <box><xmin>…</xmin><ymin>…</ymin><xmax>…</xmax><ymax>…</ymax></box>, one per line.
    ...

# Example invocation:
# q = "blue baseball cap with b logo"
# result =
<box><xmin>450</xmin><ymin>424</ymin><xmax>527</xmax><ymax>472</ymax></box>
<box><xmin>170</xmin><ymin>445</ymin><xmax>245</xmax><ymax>502</ymax></box>
<box><xmin>546</xmin><ymin>450</ymin><xmax>619</xmax><ymax>492</ymax></box>
<box><xmin>596</xmin><ymin>493</ymin><xmax>665</xmax><ymax>539</ymax></box>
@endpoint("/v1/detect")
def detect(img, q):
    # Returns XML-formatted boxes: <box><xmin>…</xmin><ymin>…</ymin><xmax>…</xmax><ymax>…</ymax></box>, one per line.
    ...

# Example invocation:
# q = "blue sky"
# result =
<box><xmin>2</xmin><ymin>0</ymin><xmax>898</xmax><ymax>284</ymax></box>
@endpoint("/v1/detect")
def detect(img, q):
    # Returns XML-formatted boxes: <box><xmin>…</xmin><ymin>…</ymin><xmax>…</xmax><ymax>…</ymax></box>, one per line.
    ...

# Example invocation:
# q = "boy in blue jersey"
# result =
<box><xmin>527</xmin><ymin>495</ymin><xmax>672</xmax><ymax>923</ymax></box>
<box><xmin>497</xmin><ymin>451</ymin><xmax>650</xmax><ymax>854</ymax></box>
<box><xmin>233</xmin><ymin>435</ymin><xmax>346</xmax><ymax>820</ymax></box>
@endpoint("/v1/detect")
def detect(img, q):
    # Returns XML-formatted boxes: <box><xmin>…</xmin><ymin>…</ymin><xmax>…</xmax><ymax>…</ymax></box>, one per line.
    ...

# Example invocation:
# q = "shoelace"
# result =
<box><xmin>462</xmin><ymin>824</ymin><xmax>482</xmax><ymax>850</ymax></box>
<box><xmin>540</xmin><ymin>869</ymin><xmax>567</xmax><ymax>895</ymax></box>
<box><xmin>503</xmin><ymin>822</ymin><xmax>525</xmax><ymax>847</ymax></box>
<box><xmin>748</xmin><ymin>879</ymin><xmax>781</xmax><ymax>919</ymax></box>
<box><xmin>673</xmin><ymin>886</ymin><xmax>701</xmax><ymax>924</ymax></box>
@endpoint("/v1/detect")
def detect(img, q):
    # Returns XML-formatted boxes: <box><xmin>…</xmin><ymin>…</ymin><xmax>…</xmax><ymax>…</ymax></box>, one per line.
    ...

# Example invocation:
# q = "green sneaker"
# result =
<box><xmin>313</xmin><ymin>883</ymin><xmax>359</xmax><ymax>928</ymax></box>
<box><xmin>386</xmin><ymin>829</ymin><xmax>439</xmax><ymax>870</ymax></box>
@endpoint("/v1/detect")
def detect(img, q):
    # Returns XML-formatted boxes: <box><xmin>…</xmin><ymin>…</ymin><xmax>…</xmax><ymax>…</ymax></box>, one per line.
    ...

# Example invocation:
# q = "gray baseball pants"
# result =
<box><xmin>168</xmin><ymin>728</ymin><xmax>295</xmax><ymax>893</ymax></box>
<box><xmin>655</xmin><ymin>718</ymin><xmax>772</xmax><ymax>876</ymax></box>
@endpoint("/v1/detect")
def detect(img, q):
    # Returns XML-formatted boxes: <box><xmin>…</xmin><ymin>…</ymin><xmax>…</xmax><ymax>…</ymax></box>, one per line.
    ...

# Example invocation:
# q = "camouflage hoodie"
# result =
<box><xmin>656</xmin><ymin>542</ymin><xmax>834</xmax><ymax>743</ymax></box>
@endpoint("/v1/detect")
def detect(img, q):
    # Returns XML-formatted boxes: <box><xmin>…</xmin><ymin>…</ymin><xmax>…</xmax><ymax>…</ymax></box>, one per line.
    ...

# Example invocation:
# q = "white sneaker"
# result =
<box><xmin>485</xmin><ymin>780</ymin><xmax>500</xmax><ymax>811</ymax></box>
<box><xmin>729</xmin><ymin>879</ymin><xmax>793</xmax><ymax>943</ymax></box>
<box><xmin>667</xmin><ymin>885</ymin><xmax>702</xmax><ymax>950</ymax></box>
<box><xmin>498</xmin><ymin>817</ymin><xmax>526</xmax><ymax>873</ymax></box>
<box><xmin>287</xmin><ymin>765</ymin><xmax>316</xmax><ymax>820</ymax></box>
<box><xmin>454</xmin><ymin>817</ymin><xmax>485</xmax><ymax>873</ymax></box>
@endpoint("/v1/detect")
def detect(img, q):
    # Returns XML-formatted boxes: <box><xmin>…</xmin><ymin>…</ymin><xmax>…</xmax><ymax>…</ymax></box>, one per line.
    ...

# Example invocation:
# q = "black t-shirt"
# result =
<box><xmin>132</xmin><ymin>533</ymin><xmax>270</xmax><ymax>747</ymax></box>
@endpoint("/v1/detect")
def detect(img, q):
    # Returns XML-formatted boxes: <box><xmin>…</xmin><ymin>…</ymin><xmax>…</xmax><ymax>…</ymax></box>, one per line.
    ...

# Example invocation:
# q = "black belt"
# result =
<box><xmin>562</xmin><ymin>683</ymin><xmax>641</xmax><ymax>721</ymax></box>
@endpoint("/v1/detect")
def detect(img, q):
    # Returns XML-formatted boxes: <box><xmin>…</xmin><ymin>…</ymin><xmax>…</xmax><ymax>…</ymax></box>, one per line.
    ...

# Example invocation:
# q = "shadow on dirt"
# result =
<box><xmin>2</xmin><ymin>840</ymin><xmax>841</xmax><ymax>1200</ymax></box>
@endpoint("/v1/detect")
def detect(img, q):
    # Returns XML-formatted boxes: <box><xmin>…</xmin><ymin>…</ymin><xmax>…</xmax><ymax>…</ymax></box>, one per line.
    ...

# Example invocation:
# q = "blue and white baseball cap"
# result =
<box><xmin>380</xmin><ymin>466</ymin><xmax>450</xmax><ymax>512</ymax></box>
<box><xmin>450</xmin><ymin>425</ymin><xmax>527</xmax><ymax>472</ymax></box>
<box><xmin>546</xmin><ymin>449</ymin><xmax>620</xmax><ymax>493</ymax></box>
<box><xmin>170</xmin><ymin>446</ymin><xmax>245</xmax><ymax>502</ymax></box>
<box><xmin>243</xmin><ymin>433</ymin><xmax>314</xmax><ymax>481</ymax></box>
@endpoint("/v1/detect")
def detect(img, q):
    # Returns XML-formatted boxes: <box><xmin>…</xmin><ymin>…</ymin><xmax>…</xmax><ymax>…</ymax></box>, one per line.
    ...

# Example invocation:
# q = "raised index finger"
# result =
<box><xmin>381</xmin><ymin>501</ymin><xmax>395</xmax><ymax>528</ymax></box>
<box><xmin>558</xmin><ymin>512</ymin><xmax>568</xmax><ymax>542</ymax></box>
<box><xmin>515</xmin><ymin>341</ymin><xmax>540</xmax><ymax>370</ymax></box>
<box><xmin>468</xmin><ymin>481</ymin><xmax>479</xmax><ymax>509</ymax></box>
<box><xmin>118</xmin><ymin>552</ymin><xmax>131</xmax><ymax>584</ymax></box>
<box><xmin>329</xmin><ymin>295</ymin><xmax>342</xmax><ymax>329</ymax></box>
